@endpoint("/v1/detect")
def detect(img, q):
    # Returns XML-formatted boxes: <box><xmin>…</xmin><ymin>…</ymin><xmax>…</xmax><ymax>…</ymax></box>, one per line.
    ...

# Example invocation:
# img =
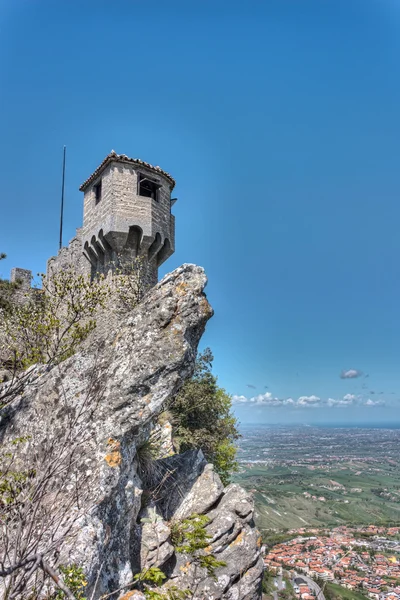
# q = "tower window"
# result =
<box><xmin>138</xmin><ymin>174</ymin><xmax>160</xmax><ymax>201</ymax></box>
<box><xmin>94</xmin><ymin>180</ymin><xmax>102</xmax><ymax>205</ymax></box>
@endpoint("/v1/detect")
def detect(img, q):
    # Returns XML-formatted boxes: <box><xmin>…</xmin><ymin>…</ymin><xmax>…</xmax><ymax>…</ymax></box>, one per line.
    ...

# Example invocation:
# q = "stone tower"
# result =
<box><xmin>47</xmin><ymin>151</ymin><xmax>176</xmax><ymax>286</ymax></box>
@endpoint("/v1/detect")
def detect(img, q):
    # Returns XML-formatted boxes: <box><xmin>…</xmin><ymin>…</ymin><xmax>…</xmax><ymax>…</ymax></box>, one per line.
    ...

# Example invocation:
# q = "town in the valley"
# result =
<box><xmin>264</xmin><ymin>525</ymin><xmax>400</xmax><ymax>600</ymax></box>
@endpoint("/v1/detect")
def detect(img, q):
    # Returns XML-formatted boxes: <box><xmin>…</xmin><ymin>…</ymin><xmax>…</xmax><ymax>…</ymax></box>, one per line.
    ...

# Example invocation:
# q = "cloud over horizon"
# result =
<box><xmin>232</xmin><ymin>391</ymin><xmax>385</xmax><ymax>409</ymax></box>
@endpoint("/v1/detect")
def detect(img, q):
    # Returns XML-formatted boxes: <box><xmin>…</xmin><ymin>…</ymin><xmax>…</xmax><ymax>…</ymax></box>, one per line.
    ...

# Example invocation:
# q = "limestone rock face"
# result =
<box><xmin>146</xmin><ymin>451</ymin><xmax>264</xmax><ymax>600</ymax></box>
<box><xmin>149</xmin><ymin>420</ymin><xmax>175</xmax><ymax>458</ymax></box>
<box><xmin>138</xmin><ymin>508</ymin><xmax>174</xmax><ymax>571</ymax></box>
<box><xmin>0</xmin><ymin>264</ymin><xmax>263</xmax><ymax>599</ymax></box>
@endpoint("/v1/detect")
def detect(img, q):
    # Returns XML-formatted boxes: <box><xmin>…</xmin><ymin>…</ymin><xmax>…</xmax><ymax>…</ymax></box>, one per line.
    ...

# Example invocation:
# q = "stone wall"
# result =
<box><xmin>10</xmin><ymin>268</ymin><xmax>32</xmax><ymax>289</ymax></box>
<box><xmin>9</xmin><ymin>267</ymin><xmax>33</xmax><ymax>303</ymax></box>
<box><xmin>47</xmin><ymin>228</ymin><xmax>91</xmax><ymax>278</ymax></box>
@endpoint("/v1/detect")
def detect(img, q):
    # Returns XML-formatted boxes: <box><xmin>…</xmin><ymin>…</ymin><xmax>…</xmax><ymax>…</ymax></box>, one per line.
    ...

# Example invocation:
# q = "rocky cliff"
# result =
<box><xmin>0</xmin><ymin>264</ymin><xmax>263</xmax><ymax>599</ymax></box>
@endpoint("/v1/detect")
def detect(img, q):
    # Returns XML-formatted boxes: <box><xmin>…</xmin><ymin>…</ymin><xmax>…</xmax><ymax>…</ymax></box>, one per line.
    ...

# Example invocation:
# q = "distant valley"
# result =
<box><xmin>233</xmin><ymin>426</ymin><xmax>400</xmax><ymax>534</ymax></box>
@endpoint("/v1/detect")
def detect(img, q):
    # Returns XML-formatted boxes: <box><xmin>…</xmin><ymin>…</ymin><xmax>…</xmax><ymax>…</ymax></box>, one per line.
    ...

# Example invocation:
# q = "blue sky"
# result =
<box><xmin>1</xmin><ymin>0</ymin><xmax>400</xmax><ymax>425</ymax></box>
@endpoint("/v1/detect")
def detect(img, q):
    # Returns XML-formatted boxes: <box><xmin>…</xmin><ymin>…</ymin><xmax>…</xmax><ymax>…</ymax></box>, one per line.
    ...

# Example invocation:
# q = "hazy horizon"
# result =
<box><xmin>237</xmin><ymin>422</ymin><xmax>400</xmax><ymax>428</ymax></box>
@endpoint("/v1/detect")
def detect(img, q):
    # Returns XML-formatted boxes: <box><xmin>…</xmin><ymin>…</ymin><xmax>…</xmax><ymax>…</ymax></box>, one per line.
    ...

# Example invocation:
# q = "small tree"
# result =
<box><xmin>1</xmin><ymin>267</ymin><xmax>109</xmax><ymax>369</ymax></box>
<box><xmin>170</xmin><ymin>349</ymin><xmax>239</xmax><ymax>485</ymax></box>
<box><xmin>0</xmin><ymin>267</ymin><xmax>110</xmax><ymax>408</ymax></box>
<box><xmin>0</xmin><ymin>253</ymin><xmax>19</xmax><ymax>314</ymax></box>
<box><xmin>171</xmin><ymin>513</ymin><xmax>226</xmax><ymax>576</ymax></box>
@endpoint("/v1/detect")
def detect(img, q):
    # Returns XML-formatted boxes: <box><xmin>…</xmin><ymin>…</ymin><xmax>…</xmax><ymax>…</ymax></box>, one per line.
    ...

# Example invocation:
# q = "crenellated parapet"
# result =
<box><xmin>47</xmin><ymin>229</ymin><xmax>88</xmax><ymax>278</ymax></box>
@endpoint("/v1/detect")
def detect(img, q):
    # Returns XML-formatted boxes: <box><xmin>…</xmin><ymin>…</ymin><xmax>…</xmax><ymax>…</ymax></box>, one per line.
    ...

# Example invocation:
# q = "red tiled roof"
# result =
<box><xmin>79</xmin><ymin>150</ymin><xmax>176</xmax><ymax>191</ymax></box>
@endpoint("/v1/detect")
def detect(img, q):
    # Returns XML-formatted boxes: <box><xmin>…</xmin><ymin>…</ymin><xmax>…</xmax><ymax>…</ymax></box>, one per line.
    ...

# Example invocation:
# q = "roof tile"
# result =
<box><xmin>79</xmin><ymin>150</ymin><xmax>176</xmax><ymax>191</ymax></box>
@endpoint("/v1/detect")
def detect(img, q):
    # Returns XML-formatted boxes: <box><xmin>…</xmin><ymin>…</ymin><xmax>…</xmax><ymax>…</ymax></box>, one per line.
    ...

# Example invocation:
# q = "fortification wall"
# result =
<box><xmin>46</xmin><ymin>229</ymin><xmax>90</xmax><ymax>278</ymax></box>
<box><xmin>9</xmin><ymin>268</ymin><xmax>33</xmax><ymax>303</ymax></box>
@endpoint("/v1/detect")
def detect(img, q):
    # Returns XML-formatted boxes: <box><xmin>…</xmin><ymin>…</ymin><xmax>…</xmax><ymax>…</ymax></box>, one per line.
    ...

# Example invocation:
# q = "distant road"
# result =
<box><xmin>266</xmin><ymin>571</ymin><xmax>325</xmax><ymax>600</ymax></box>
<box><xmin>272</xmin><ymin>574</ymin><xmax>285</xmax><ymax>600</ymax></box>
<box><xmin>294</xmin><ymin>572</ymin><xmax>326</xmax><ymax>600</ymax></box>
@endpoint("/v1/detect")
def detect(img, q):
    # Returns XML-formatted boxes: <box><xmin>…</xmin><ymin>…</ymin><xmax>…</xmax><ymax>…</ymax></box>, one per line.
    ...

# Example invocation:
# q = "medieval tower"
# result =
<box><xmin>45</xmin><ymin>151</ymin><xmax>176</xmax><ymax>285</ymax></box>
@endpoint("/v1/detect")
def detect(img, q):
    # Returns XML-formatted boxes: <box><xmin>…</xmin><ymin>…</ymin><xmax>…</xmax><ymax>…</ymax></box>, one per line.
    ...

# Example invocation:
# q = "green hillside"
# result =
<box><xmin>234</xmin><ymin>461</ymin><xmax>400</xmax><ymax>533</ymax></box>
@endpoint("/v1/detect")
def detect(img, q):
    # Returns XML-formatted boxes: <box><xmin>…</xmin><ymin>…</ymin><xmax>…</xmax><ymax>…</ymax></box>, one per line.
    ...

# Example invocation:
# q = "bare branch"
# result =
<box><xmin>41</xmin><ymin>559</ymin><xmax>76</xmax><ymax>600</ymax></box>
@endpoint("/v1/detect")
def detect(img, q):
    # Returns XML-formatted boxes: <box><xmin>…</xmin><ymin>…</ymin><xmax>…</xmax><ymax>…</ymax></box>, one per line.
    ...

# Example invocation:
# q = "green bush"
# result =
<box><xmin>134</xmin><ymin>566</ymin><xmax>190</xmax><ymax>599</ymax></box>
<box><xmin>170</xmin><ymin>348</ymin><xmax>239</xmax><ymax>485</ymax></box>
<box><xmin>53</xmin><ymin>564</ymin><xmax>87</xmax><ymax>599</ymax></box>
<box><xmin>0</xmin><ymin>267</ymin><xmax>109</xmax><ymax>373</ymax></box>
<box><xmin>0</xmin><ymin>253</ymin><xmax>20</xmax><ymax>314</ymax></box>
<box><xmin>171</xmin><ymin>513</ymin><xmax>226</xmax><ymax>578</ymax></box>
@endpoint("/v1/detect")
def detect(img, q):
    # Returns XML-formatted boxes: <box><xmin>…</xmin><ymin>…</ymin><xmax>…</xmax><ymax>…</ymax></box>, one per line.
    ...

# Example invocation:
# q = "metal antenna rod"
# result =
<box><xmin>59</xmin><ymin>145</ymin><xmax>66</xmax><ymax>250</ymax></box>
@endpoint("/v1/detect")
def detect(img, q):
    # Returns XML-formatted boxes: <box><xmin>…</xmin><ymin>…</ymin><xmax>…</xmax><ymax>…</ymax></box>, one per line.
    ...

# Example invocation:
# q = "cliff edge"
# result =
<box><xmin>0</xmin><ymin>264</ymin><xmax>263</xmax><ymax>599</ymax></box>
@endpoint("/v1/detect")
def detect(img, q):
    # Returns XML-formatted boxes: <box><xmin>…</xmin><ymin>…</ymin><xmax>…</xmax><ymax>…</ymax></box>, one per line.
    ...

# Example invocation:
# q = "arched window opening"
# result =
<box><xmin>138</xmin><ymin>173</ymin><xmax>161</xmax><ymax>201</ymax></box>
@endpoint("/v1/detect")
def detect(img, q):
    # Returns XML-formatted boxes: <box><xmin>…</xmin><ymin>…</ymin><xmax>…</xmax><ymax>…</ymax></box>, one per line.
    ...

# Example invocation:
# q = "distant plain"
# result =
<box><xmin>233</xmin><ymin>426</ymin><xmax>400</xmax><ymax>533</ymax></box>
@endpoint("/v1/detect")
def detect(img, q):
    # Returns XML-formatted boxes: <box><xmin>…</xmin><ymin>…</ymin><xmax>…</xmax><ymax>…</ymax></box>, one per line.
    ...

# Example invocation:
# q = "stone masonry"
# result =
<box><xmin>15</xmin><ymin>151</ymin><xmax>177</xmax><ymax>287</ymax></box>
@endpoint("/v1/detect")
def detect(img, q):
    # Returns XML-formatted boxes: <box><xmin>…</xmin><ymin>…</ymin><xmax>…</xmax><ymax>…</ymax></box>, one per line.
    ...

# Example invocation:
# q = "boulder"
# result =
<box><xmin>147</xmin><ymin>451</ymin><xmax>264</xmax><ymax>599</ymax></box>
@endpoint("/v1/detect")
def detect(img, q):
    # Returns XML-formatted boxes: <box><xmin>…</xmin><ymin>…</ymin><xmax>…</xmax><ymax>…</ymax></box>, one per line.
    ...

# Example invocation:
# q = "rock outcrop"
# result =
<box><xmin>0</xmin><ymin>264</ymin><xmax>263</xmax><ymax>599</ymax></box>
<box><xmin>139</xmin><ymin>450</ymin><xmax>264</xmax><ymax>600</ymax></box>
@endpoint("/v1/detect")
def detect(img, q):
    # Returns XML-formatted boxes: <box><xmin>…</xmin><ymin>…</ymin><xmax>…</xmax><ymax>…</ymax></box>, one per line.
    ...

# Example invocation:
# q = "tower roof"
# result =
<box><xmin>79</xmin><ymin>150</ymin><xmax>176</xmax><ymax>191</ymax></box>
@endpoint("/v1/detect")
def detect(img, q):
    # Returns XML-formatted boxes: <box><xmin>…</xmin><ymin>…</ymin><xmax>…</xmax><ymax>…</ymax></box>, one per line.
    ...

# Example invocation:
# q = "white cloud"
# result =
<box><xmin>364</xmin><ymin>398</ymin><xmax>385</xmax><ymax>407</ymax></box>
<box><xmin>340</xmin><ymin>369</ymin><xmax>363</xmax><ymax>379</ymax></box>
<box><xmin>297</xmin><ymin>395</ymin><xmax>321</xmax><ymax>407</ymax></box>
<box><xmin>254</xmin><ymin>393</ymin><xmax>273</xmax><ymax>404</ymax></box>
<box><xmin>233</xmin><ymin>391</ymin><xmax>385</xmax><ymax>409</ymax></box>
<box><xmin>327</xmin><ymin>393</ymin><xmax>362</xmax><ymax>407</ymax></box>
<box><xmin>328</xmin><ymin>395</ymin><xmax>386</xmax><ymax>408</ymax></box>
<box><xmin>327</xmin><ymin>398</ymin><xmax>353</xmax><ymax>407</ymax></box>
<box><xmin>232</xmin><ymin>392</ymin><xmax>294</xmax><ymax>407</ymax></box>
<box><xmin>343</xmin><ymin>393</ymin><xmax>358</xmax><ymax>401</ymax></box>
<box><xmin>231</xmin><ymin>395</ymin><xmax>249</xmax><ymax>404</ymax></box>
<box><xmin>284</xmin><ymin>398</ymin><xmax>295</xmax><ymax>405</ymax></box>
